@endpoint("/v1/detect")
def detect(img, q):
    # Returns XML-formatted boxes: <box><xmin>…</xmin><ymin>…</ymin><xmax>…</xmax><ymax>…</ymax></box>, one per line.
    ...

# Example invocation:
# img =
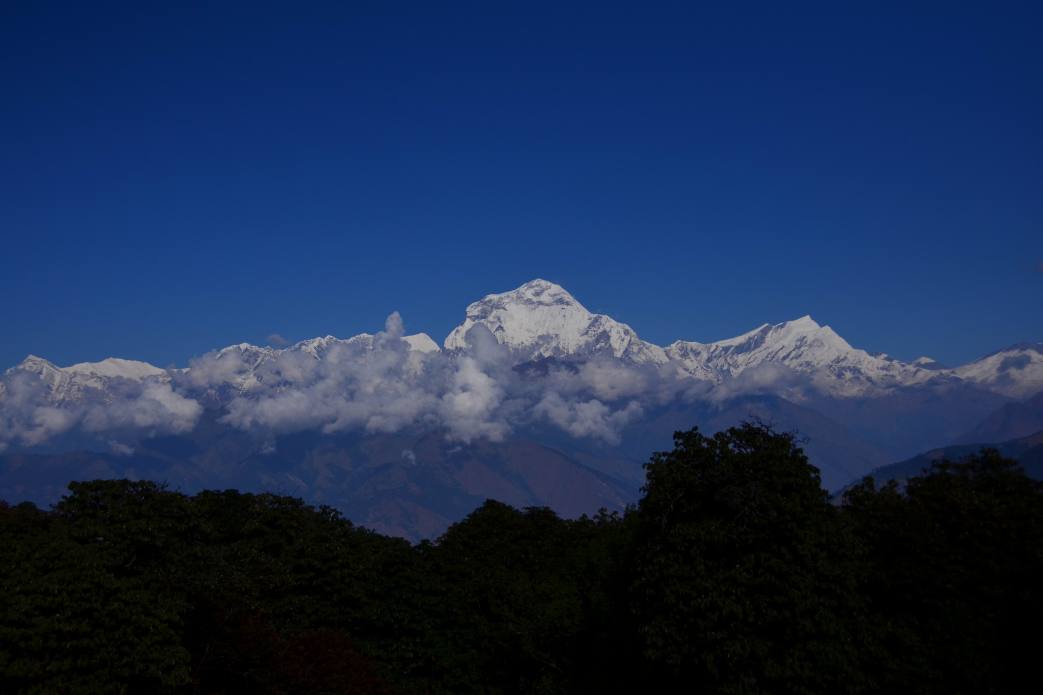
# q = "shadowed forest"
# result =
<box><xmin>2</xmin><ymin>423</ymin><xmax>1041</xmax><ymax>694</ymax></box>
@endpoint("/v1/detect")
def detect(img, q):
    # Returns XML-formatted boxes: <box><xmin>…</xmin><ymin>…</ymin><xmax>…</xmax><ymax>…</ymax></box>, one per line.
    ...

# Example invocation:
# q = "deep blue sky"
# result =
<box><xmin>2</xmin><ymin>1</ymin><xmax>1041</xmax><ymax>369</ymax></box>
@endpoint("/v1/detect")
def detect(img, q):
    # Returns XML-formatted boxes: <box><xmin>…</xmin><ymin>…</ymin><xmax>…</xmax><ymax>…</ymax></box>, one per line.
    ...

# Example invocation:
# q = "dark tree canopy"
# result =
<box><xmin>1</xmin><ymin>424</ymin><xmax>1041</xmax><ymax>694</ymax></box>
<box><xmin>631</xmin><ymin>424</ymin><xmax>865</xmax><ymax>694</ymax></box>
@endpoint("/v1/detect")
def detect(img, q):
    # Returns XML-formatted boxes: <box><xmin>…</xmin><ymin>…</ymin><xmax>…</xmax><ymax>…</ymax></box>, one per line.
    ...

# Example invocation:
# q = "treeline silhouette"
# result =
<box><xmin>2</xmin><ymin>423</ymin><xmax>1041</xmax><ymax>694</ymax></box>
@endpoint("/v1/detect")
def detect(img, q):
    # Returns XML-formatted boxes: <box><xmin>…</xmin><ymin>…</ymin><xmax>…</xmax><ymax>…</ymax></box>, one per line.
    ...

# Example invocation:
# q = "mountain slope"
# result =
<box><xmin>0</xmin><ymin>421</ymin><xmax>635</xmax><ymax>540</ymax></box>
<box><xmin>862</xmin><ymin>429</ymin><xmax>1043</xmax><ymax>487</ymax></box>
<box><xmin>444</xmin><ymin>279</ymin><xmax>667</xmax><ymax>364</ymax></box>
<box><xmin>953</xmin><ymin>343</ymin><xmax>1043</xmax><ymax>398</ymax></box>
<box><xmin>667</xmin><ymin>316</ymin><xmax>939</xmax><ymax>398</ymax></box>
<box><xmin>5</xmin><ymin>355</ymin><xmax>169</xmax><ymax>405</ymax></box>
<box><xmin>958</xmin><ymin>391</ymin><xmax>1043</xmax><ymax>443</ymax></box>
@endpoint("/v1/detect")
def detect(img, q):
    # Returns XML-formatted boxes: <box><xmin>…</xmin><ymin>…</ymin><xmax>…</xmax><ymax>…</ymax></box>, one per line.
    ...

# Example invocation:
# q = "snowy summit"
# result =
<box><xmin>4</xmin><ymin>279</ymin><xmax>1043</xmax><ymax>408</ymax></box>
<box><xmin>443</xmin><ymin>279</ymin><xmax>667</xmax><ymax>364</ymax></box>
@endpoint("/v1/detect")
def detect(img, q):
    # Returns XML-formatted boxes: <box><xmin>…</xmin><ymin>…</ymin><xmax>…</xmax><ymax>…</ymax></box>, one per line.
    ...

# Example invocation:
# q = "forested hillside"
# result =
<box><xmin>2</xmin><ymin>424</ymin><xmax>1040</xmax><ymax>694</ymax></box>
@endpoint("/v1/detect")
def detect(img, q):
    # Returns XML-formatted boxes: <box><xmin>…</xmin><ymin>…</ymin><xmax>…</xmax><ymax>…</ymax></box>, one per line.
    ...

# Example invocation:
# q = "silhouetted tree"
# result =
<box><xmin>2</xmin><ymin>427</ymin><xmax>1042</xmax><ymax>694</ymax></box>
<box><xmin>630</xmin><ymin>424</ymin><xmax>865</xmax><ymax>694</ymax></box>
<box><xmin>842</xmin><ymin>450</ymin><xmax>1043</xmax><ymax>695</ymax></box>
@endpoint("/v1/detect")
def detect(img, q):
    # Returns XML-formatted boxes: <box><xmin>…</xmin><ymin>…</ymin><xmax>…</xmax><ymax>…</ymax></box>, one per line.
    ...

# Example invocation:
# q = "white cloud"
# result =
<box><xmin>0</xmin><ymin>312</ymin><xmax>825</xmax><ymax>452</ymax></box>
<box><xmin>0</xmin><ymin>370</ymin><xmax>203</xmax><ymax>449</ymax></box>
<box><xmin>534</xmin><ymin>392</ymin><xmax>643</xmax><ymax>444</ymax></box>
<box><xmin>439</xmin><ymin>356</ymin><xmax>508</xmax><ymax>442</ymax></box>
<box><xmin>710</xmin><ymin>363</ymin><xmax>804</xmax><ymax>403</ymax></box>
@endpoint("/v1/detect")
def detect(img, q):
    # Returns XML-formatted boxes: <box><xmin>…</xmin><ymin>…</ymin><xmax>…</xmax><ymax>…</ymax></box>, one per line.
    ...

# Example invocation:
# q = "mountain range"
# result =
<box><xmin>2</xmin><ymin>279</ymin><xmax>1041</xmax><ymax>538</ymax></box>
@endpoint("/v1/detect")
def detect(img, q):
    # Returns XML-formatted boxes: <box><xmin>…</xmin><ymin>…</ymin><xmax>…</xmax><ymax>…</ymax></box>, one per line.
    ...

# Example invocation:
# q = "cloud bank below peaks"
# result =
<box><xmin>196</xmin><ymin>314</ymin><xmax>666</xmax><ymax>445</ymax></box>
<box><xmin>5</xmin><ymin>278</ymin><xmax>1038</xmax><ymax>455</ymax></box>
<box><xmin>3</xmin><ymin>303</ymin><xmax>936</xmax><ymax>453</ymax></box>
<box><xmin>0</xmin><ymin>369</ymin><xmax>201</xmax><ymax>453</ymax></box>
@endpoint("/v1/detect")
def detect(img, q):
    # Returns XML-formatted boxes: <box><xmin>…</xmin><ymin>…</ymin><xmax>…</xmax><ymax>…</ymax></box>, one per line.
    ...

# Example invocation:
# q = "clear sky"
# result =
<box><xmin>2</xmin><ymin>1</ymin><xmax>1041</xmax><ymax>370</ymax></box>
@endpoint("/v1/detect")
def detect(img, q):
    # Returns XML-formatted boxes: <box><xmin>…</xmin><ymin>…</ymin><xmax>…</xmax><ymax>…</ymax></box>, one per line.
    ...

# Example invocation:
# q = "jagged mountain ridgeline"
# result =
<box><xmin>3</xmin><ymin>279</ymin><xmax>1042</xmax><ymax>538</ymax></box>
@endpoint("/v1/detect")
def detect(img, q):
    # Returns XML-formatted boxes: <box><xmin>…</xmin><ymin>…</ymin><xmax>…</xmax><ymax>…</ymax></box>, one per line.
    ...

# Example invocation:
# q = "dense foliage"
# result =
<box><xmin>2</xmin><ymin>423</ymin><xmax>1041</xmax><ymax>693</ymax></box>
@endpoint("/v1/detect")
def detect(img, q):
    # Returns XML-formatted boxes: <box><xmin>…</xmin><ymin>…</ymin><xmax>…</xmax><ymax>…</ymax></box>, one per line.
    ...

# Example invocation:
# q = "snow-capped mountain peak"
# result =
<box><xmin>953</xmin><ymin>343</ymin><xmax>1043</xmax><ymax>398</ymax></box>
<box><xmin>64</xmin><ymin>357</ymin><xmax>167</xmax><ymax>380</ymax></box>
<box><xmin>503</xmin><ymin>278</ymin><xmax>582</xmax><ymax>307</ymax></box>
<box><xmin>11</xmin><ymin>354</ymin><xmax>166</xmax><ymax>381</ymax></box>
<box><xmin>404</xmin><ymin>333</ymin><xmax>440</xmax><ymax>353</ymax></box>
<box><xmin>911</xmin><ymin>356</ymin><xmax>947</xmax><ymax>370</ymax></box>
<box><xmin>13</xmin><ymin>354</ymin><xmax>61</xmax><ymax>376</ymax></box>
<box><xmin>8</xmin><ymin>355</ymin><xmax>66</xmax><ymax>393</ymax></box>
<box><xmin>443</xmin><ymin>279</ymin><xmax>667</xmax><ymax>364</ymax></box>
<box><xmin>294</xmin><ymin>335</ymin><xmax>336</xmax><ymax>352</ymax></box>
<box><xmin>288</xmin><ymin>332</ymin><xmax>439</xmax><ymax>357</ymax></box>
<box><xmin>192</xmin><ymin>329</ymin><xmax>442</xmax><ymax>394</ymax></box>
<box><xmin>3</xmin><ymin>284</ymin><xmax>1040</xmax><ymax>413</ymax></box>
<box><xmin>4</xmin><ymin>355</ymin><xmax>170</xmax><ymax>406</ymax></box>
<box><xmin>666</xmin><ymin>315</ymin><xmax>935</xmax><ymax>397</ymax></box>
<box><xmin>707</xmin><ymin>315</ymin><xmax>849</xmax><ymax>352</ymax></box>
